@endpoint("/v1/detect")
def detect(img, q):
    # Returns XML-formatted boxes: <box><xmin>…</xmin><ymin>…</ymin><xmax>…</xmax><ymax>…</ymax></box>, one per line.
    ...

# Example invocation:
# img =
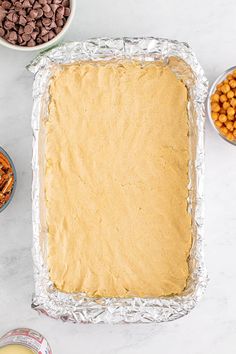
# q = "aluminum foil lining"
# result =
<box><xmin>28</xmin><ymin>37</ymin><xmax>208</xmax><ymax>324</ymax></box>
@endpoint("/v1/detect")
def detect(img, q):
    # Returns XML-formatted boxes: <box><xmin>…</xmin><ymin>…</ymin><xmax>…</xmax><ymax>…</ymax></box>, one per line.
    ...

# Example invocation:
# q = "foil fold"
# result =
<box><xmin>28</xmin><ymin>37</ymin><xmax>208</xmax><ymax>324</ymax></box>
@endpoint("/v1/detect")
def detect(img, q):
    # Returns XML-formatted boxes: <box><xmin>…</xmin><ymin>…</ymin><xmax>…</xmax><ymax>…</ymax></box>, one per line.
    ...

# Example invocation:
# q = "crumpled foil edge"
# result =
<box><xmin>28</xmin><ymin>37</ymin><xmax>208</xmax><ymax>324</ymax></box>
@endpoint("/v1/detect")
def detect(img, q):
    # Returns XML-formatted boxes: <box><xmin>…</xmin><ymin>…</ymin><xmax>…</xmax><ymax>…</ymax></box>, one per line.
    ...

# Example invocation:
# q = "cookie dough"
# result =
<box><xmin>45</xmin><ymin>61</ymin><xmax>191</xmax><ymax>297</ymax></box>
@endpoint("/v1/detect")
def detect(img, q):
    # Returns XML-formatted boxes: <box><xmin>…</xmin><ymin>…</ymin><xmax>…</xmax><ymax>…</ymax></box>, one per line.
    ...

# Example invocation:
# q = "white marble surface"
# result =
<box><xmin>0</xmin><ymin>0</ymin><xmax>236</xmax><ymax>352</ymax></box>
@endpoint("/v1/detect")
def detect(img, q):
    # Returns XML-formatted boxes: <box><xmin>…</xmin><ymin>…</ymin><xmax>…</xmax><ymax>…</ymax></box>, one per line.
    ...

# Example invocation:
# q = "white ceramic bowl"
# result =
<box><xmin>207</xmin><ymin>65</ymin><xmax>236</xmax><ymax>146</ymax></box>
<box><xmin>0</xmin><ymin>0</ymin><xmax>75</xmax><ymax>52</ymax></box>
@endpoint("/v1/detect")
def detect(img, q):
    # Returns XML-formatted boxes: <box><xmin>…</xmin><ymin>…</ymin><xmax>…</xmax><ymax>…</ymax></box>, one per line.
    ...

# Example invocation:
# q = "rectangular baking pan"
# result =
<box><xmin>28</xmin><ymin>37</ymin><xmax>208</xmax><ymax>324</ymax></box>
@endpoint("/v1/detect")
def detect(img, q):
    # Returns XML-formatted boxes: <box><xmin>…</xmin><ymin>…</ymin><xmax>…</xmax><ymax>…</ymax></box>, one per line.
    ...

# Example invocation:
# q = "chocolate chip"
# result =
<box><xmin>27</xmin><ymin>37</ymin><xmax>35</xmax><ymax>46</ymax></box>
<box><xmin>62</xmin><ymin>0</ymin><xmax>69</xmax><ymax>6</ymax></box>
<box><xmin>36</xmin><ymin>19</ymin><xmax>42</xmax><ymax>27</ymax></box>
<box><xmin>49</xmin><ymin>20</ymin><xmax>56</xmax><ymax>28</ymax></box>
<box><xmin>4</xmin><ymin>20</ymin><xmax>14</xmax><ymax>29</ymax></box>
<box><xmin>7</xmin><ymin>12</ymin><xmax>18</xmax><ymax>22</ymax></box>
<box><xmin>15</xmin><ymin>2</ymin><xmax>22</xmax><ymax>10</ymax></box>
<box><xmin>24</xmin><ymin>23</ymin><xmax>33</xmax><ymax>33</ymax></box>
<box><xmin>18</xmin><ymin>25</ymin><xmax>24</xmax><ymax>34</ymax></box>
<box><xmin>40</xmin><ymin>26</ymin><xmax>48</xmax><ymax>36</ymax></box>
<box><xmin>48</xmin><ymin>29</ymin><xmax>55</xmax><ymax>39</ymax></box>
<box><xmin>2</xmin><ymin>1</ymin><xmax>11</xmax><ymax>10</ymax></box>
<box><xmin>31</xmin><ymin>30</ymin><xmax>38</xmax><ymax>39</ymax></box>
<box><xmin>45</xmin><ymin>9</ymin><xmax>53</xmax><ymax>18</ymax></box>
<box><xmin>0</xmin><ymin>27</ymin><xmax>5</xmax><ymax>36</ymax></box>
<box><xmin>41</xmin><ymin>33</ymin><xmax>48</xmax><ymax>42</ymax></box>
<box><xmin>64</xmin><ymin>7</ymin><xmax>70</xmax><ymax>16</ymax></box>
<box><xmin>57</xmin><ymin>5</ymin><xmax>64</xmax><ymax>15</ymax></box>
<box><xmin>42</xmin><ymin>17</ymin><xmax>51</xmax><ymax>26</ymax></box>
<box><xmin>0</xmin><ymin>7</ymin><xmax>6</xmax><ymax>22</ymax></box>
<box><xmin>55</xmin><ymin>11</ymin><xmax>63</xmax><ymax>19</ymax></box>
<box><xmin>50</xmin><ymin>4</ymin><xmax>58</xmax><ymax>12</ymax></box>
<box><xmin>39</xmin><ymin>0</ymin><xmax>47</xmax><ymax>5</ymax></box>
<box><xmin>22</xmin><ymin>0</ymin><xmax>31</xmax><ymax>8</ymax></box>
<box><xmin>36</xmin><ymin>36</ymin><xmax>42</xmax><ymax>44</ymax></box>
<box><xmin>27</xmin><ymin>20</ymin><xmax>35</xmax><ymax>28</ymax></box>
<box><xmin>22</xmin><ymin>32</ymin><xmax>30</xmax><ymax>41</ymax></box>
<box><xmin>56</xmin><ymin>19</ymin><xmax>63</xmax><ymax>26</ymax></box>
<box><xmin>18</xmin><ymin>34</ymin><xmax>23</xmax><ymax>43</ymax></box>
<box><xmin>33</xmin><ymin>1</ymin><xmax>41</xmax><ymax>9</ymax></box>
<box><xmin>36</xmin><ymin>8</ymin><xmax>43</xmax><ymax>18</ymax></box>
<box><xmin>53</xmin><ymin>0</ymin><xmax>62</xmax><ymax>4</ymax></box>
<box><xmin>18</xmin><ymin>9</ymin><xmax>26</xmax><ymax>16</ymax></box>
<box><xmin>19</xmin><ymin>14</ymin><xmax>26</xmax><ymax>25</ymax></box>
<box><xmin>42</xmin><ymin>4</ymin><xmax>51</xmax><ymax>12</ymax></box>
<box><xmin>29</xmin><ymin>9</ymin><xmax>37</xmax><ymax>18</ymax></box>
<box><xmin>54</xmin><ymin>26</ymin><xmax>61</xmax><ymax>34</ymax></box>
<box><xmin>9</xmin><ymin>30</ymin><xmax>17</xmax><ymax>40</ymax></box>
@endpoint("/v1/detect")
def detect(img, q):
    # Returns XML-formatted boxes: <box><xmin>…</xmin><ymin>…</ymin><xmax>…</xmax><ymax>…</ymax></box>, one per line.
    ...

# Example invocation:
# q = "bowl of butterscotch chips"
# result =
<box><xmin>208</xmin><ymin>66</ymin><xmax>236</xmax><ymax>144</ymax></box>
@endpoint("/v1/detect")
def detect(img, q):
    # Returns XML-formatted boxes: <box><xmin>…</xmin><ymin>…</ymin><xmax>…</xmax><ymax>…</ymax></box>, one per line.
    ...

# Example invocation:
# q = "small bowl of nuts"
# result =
<box><xmin>0</xmin><ymin>147</ymin><xmax>16</xmax><ymax>212</ymax></box>
<box><xmin>207</xmin><ymin>66</ymin><xmax>236</xmax><ymax>144</ymax></box>
<box><xmin>0</xmin><ymin>0</ymin><xmax>75</xmax><ymax>51</ymax></box>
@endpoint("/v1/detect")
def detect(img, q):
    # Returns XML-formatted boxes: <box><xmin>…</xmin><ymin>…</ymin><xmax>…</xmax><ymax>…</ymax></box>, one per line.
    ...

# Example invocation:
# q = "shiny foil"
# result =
<box><xmin>28</xmin><ymin>37</ymin><xmax>208</xmax><ymax>324</ymax></box>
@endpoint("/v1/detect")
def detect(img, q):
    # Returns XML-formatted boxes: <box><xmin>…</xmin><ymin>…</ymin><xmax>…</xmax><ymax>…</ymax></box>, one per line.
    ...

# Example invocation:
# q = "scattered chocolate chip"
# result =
<box><xmin>39</xmin><ymin>0</ymin><xmax>47</xmax><ymax>5</ymax></box>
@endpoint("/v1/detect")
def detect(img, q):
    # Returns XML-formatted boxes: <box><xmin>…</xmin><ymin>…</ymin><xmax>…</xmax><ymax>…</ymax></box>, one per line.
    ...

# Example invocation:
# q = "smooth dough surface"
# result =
<box><xmin>45</xmin><ymin>61</ymin><xmax>191</xmax><ymax>297</ymax></box>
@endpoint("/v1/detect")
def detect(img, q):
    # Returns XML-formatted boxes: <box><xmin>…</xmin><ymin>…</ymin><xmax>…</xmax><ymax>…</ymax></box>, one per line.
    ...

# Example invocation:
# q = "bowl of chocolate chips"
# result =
<box><xmin>0</xmin><ymin>0</ymin><xmax>75</xmax><ymax>51</ymax></box>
